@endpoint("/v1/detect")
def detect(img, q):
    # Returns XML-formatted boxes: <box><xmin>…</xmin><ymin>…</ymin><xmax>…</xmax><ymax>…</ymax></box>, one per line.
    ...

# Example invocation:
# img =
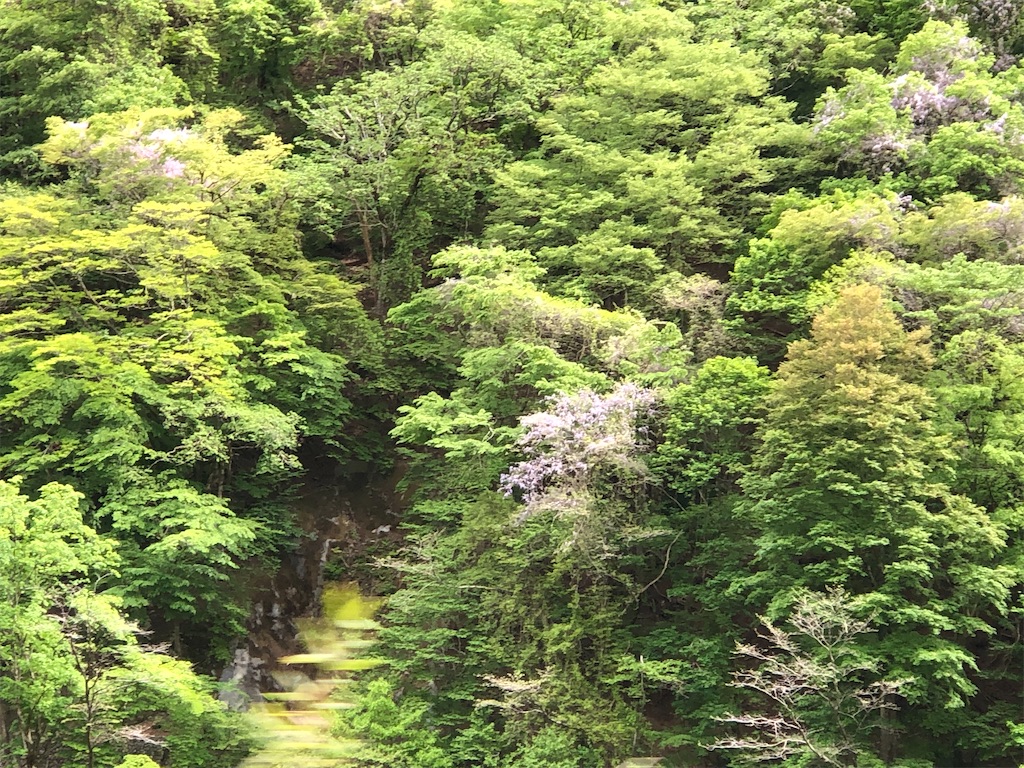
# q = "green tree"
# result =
<box><xmin>690</xmin><ymin>0</ymin><xmax>893</xmax><ymax>113</ymax></box>
<box><xmin>655</xmin><ymin>356</ymin><xmax>771</xmax><ymax>505</ymax></box>
<box><xmin>0</xmin><ymin>0</ymin><xmax>216</xmax><ymax>177</ymax></box>
<box><xmin>813</xmin><ymin>21</ymin><xmax>1024</xmax><ymax>199</ymax></box>
<box><xmin>294</xmin><ymin>27</ymin><xmax>533</xmax><ymax>309</ymax></box>
<box><xmin>712</xmin><ymin>589</ymin><xmax>910</xmax><ymax>768</ymax></box>
<box><xmin>743</xmin><ymin>284</ymin><xmax>1011</xmax><ymax>762</ymax></box>
<box><xmin>728</xmin><ymin>187</ymin><xmax>903</xmax><ymax>361</ymax></box>
<box><xmin>487</xmin><ymin>22</ymin><xmax>808</xmax><ymax>302</ymax></box>
<box><xmin>0</xmin><ymin>479</ymin><xmax>250</xmax><ymax>768</ymax></box>
<box><xmin>640</xmin><ymin>357</ymin><xmax>772</xmax><ymax>749</ymax></box>
<box><xmin>0</xmin><ymin>480</ymin><xmax>117</xmax><ymax>767</ymax></box>
<box><xmin>0</xmin><ymin>108</ymin><xmax>373</xmax><ymax>659</ymax></box>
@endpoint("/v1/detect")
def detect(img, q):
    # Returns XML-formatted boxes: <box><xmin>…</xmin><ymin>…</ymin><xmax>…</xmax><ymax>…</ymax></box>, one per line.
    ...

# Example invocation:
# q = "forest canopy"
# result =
<box><xmin>0</xmin><ymin>0</ymin><xmax>1023</xmax><ymax>767</ymax></box>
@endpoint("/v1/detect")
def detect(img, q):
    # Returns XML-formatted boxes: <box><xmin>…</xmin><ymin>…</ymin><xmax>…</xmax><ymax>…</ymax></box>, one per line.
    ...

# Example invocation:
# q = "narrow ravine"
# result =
<box><xmin>219</xmin><ymin>472</ymin><xmax>405</xmax><ymax>708</ymax></box>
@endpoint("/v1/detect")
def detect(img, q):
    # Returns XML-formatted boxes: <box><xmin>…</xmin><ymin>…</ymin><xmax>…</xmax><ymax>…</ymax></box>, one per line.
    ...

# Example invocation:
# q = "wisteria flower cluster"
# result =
<box><xmin>907</xmin><ymin>33</ymin><xmax>980</xmax><ymax>80</ymax></box>
<box><xmin>924</xmin><ymin>0</ymin><xmax>1020</xmax><ymax>67</ymax></box>
<box><xmin>127</xmin><ymin>128</ymin><xmax>193</xmax><ymax>179</ymax></box>
<box><xmin>970</xmin><ymin>0</ymin><xmax>1021</xmax><ymax>41</ymax></box>
<box><xmin>500</xmin><ymin>383</ymin><xmax>657</xmax><ymax>520</ymax></box>
<box><xmin>890</xmin><ymin>73</ymin><xmax>993</xmax><ymax>135</ymax></box>
<box><xmin>857</xmin><ymin>132</ymin><xmax>910</xmax><ymax>175</ymax></box>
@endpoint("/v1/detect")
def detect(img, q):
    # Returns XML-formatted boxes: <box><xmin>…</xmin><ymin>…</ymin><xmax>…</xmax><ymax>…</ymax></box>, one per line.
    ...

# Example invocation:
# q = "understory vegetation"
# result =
<box><xmin>0</xmin><ymin>0</ymin><xmax>1023</xmax><ymax>766</ymax></box>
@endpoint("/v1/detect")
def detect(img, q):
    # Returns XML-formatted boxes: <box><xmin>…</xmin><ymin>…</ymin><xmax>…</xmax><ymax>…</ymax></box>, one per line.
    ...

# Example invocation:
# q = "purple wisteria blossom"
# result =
<box><xmin>890</xmin><ymin>74</ymin><xmax>993</xmax><ymax>133</ymax></box>
<box><xmin>857</xmin><ymin>132</ymin><xmax>909</xmax><ymax>175</ymax></box>
<box><xmin>814</xmin><ymin>98</ymin><xmax>845</xmax><ymax>133</ymax></box>
<box><xmin>908</xmin><ymin>34</ymin><xmax>980</xmax><ymax>80</ymax></box>
<box><xmin>161</xmin><ymin>158</ymin><xmax>187</xmax><ymax>178</ymax></box>
<box><xmin>500</xmin><ymin>383</ymin><xmax>657</xmax><ymax>520</ymax></box>
<box><xmin>126</xmin><ymin>135</ymin><xmax>189</xmax><ymax>180</ymax></box>
<box><xmin>884</xmin><ymin>24</ymin><xmax>1012</xmax><ymax>142</ymax></box>
<box><xmin>128</xmin><ymin>141</ymin><xmax>162</xmax><ymax>162</ymax></box>
<box><xmin>924</xmin><ymin>0</ymin><xmax>1020</xmax><ymax>68</ymax></box>
<box><xmin>965</xmin><ymin>0</ymin><xmax>1020</xmax><ymax>66</ymax></box>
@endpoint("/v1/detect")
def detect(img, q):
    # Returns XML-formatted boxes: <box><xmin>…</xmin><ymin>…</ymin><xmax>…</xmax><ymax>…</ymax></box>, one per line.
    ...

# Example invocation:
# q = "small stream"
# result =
<box><xmin>218</xmin><ymin>474</ymin><xmax>403</xmax><ymax>709</ymax></box>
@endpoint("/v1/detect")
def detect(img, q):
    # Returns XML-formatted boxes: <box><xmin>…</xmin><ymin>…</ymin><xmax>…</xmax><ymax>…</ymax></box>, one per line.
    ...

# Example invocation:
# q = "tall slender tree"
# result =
<box><xmin>742</xmin><ymin>284</ymin><xmax>1011</xmax><ymax>762</ymax></box>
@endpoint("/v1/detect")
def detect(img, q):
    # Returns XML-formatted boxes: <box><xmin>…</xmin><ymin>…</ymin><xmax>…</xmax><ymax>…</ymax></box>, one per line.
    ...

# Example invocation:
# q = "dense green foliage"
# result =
<box><xmin>1</xmin><ymin>0</ymin><xmax>1023</xmax><ymax>766</ymax></box>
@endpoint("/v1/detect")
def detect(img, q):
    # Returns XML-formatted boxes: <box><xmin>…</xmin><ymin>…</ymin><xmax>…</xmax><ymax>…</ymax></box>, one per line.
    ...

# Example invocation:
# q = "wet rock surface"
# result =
<box><xmin>219</xmin><ymin>472</ymin><xmax>404</xmax><ymax>709</ymax></box>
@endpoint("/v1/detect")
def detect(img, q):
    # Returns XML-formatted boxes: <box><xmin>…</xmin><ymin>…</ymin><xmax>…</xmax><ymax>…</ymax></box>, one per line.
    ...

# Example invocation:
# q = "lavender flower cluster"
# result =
<box><xmin>971</xmin><ymin>0</ymin><xmax>1021</xmax><ymax>36</ymax></box>
<box><xmin>857</xmin><ymin>132</ymin><xmax>910</xmax><ymax>175</ymax></box>
<box><xmin>890</xmin><ymin>73</ymin><xmax>993</xmax><ymax>135</ymax></box>
<box><xmin>926</xmin><ymin>0</ymin><xmax>1020</xmax><ymax>68</ymax></box>
<box><xmin>500</xmin><ymin>383</ymin><xmax>657</xmax><ymax>518</ymax></box>
<box><xmin>127</xmin><ymin>128</ymin><xmax>192</xmax><ymax>179</ymax></box>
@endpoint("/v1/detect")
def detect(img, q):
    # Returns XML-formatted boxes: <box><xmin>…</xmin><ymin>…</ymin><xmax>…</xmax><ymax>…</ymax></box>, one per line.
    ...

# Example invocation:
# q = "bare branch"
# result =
<box><xmin>709</xmin><ymin>588</ymin><xmax>911</xmax><ymax>766</ymax></box>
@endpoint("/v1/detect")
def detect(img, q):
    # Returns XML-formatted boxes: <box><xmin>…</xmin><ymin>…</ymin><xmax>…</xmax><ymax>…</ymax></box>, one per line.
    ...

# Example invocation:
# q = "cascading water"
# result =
<box><xmin>219</xmin><ymin>473</ymin><xmax>403</xmax><ymax>709</ymax></box>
